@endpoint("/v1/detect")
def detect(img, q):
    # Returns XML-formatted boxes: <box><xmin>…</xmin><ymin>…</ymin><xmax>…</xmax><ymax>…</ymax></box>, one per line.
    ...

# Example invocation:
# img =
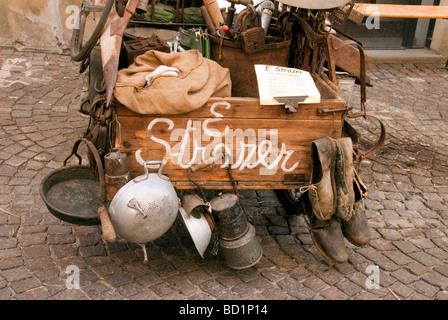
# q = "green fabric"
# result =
<box><xmin>144</xmin><ymin>5</ymin><xmax>203</xmax><ymax>23</ymax></box>
<box><xmin>144</xmin><ymin>4</ymin><xmax>176</xmax><ymax>23</ymax></box>
<box><xmin>182</xmin><ymin>7</ymin><xmax>203</xmax><ymax>24</ymax></box>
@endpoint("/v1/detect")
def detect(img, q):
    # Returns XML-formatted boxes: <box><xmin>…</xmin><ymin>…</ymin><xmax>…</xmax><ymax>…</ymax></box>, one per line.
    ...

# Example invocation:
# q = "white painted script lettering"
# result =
<box><xmin>135</xmin><ymin>102</ymin><xmax>299</xmax><ymax>175</ymax></box>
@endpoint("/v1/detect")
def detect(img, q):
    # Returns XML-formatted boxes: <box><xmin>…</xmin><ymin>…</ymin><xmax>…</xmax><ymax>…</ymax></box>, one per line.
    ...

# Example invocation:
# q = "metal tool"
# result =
<box><xmin>273</xmin><ymin>96</ymin><xmax>308</xmax><ymax>113</ymax></box>
<box><xmin>256</xmin><ymin>0</ymin><xmax>275</xmax><ymax>35</ymax></box>
<box><xmin>203</xmin><ymin>0</ymin><xmax>225</xmax><ymax>28</ymax></box>
<box><xmin>225</xmin><ymin>0</ymin><xmax>253</xmax><ymax>29</ymax></box>
<box><xmin>222</xmin><ymin>25</ymin><xmax>235</xmax><ymax>41</ymax></box>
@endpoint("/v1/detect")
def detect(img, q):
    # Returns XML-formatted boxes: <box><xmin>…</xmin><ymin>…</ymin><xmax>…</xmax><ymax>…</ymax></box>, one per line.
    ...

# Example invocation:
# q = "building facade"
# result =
<box><xmin>0</xmin><ymin>0</ymin><xmax>447</xmax><ymax>58</ymax></box>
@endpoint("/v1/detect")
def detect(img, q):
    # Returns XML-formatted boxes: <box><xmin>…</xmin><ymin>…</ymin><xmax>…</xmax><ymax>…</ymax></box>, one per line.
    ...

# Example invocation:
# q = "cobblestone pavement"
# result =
<box><xmin>0</xmin><ymin>49</ymin><xmax>447</xmax><ymax>301</ymax></box>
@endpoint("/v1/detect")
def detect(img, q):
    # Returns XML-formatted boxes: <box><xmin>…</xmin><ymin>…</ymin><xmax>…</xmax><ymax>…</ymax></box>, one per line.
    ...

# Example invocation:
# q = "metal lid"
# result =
<box><xmin>179</xmin><ymin>195</ymin><xmax>213</xmax><ymax>258</ymax></box>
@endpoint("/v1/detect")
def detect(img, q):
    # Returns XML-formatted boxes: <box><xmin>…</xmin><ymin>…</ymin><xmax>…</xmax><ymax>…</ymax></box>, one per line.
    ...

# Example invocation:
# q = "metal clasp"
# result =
<box><xmin>127</xmin><ymin>198</ymin><xmax>148</xmax><ymax>219</ymax></box>
<box><xmin>316</xmin><ymin>107</ymin><xmax>349</xmax><ymax>116</ymax></box>
<box><xmin>274</xmin><ymin>96</ymin><xmax>308</xmax><ymax>114</ymax></box>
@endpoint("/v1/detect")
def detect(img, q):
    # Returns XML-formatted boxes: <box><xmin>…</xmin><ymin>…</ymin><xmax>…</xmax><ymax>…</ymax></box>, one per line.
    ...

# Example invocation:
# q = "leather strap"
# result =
<box><xmin>346</xmin><ymin>112</ymin><xmax>386</xmax><ymax>161</ymax></box>
<box><xmin>331</xmin><ymin>37</ymin><xmax>386</xmax><ymax>160</ymax></box>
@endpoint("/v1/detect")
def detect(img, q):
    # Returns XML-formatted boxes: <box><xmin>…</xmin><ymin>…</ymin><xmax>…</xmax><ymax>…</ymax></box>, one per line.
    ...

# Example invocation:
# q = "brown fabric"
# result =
<box><xmin>113</xmin><ymin>50</ymin><xmax>232</xmax><ymax>114</ymax></box>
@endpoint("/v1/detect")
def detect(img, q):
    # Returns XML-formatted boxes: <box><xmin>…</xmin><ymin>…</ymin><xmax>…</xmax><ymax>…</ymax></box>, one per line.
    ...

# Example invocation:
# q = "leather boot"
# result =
<box><xmin>301</xmin><ymin>196</ymin><xmax>348</xmax><ymax>264</ymax></box>
<box><xmin>353</xmin><ymin>168</ymin><xmax>369</xmax><ymax>202</ymax></box>
<box><xmin>334</xmin><ymin>138</ymin><xmax>355</xmax><ymax>221</ymax></box>
<box><xmin>307</xmin><ymin>137</ymin><xmax>337</xmax><ymax>221</ymax></box>
<box><xmin>342</xmin><ymin>201</ymin><xmax>371</xmax><ymax>247</ymax></box>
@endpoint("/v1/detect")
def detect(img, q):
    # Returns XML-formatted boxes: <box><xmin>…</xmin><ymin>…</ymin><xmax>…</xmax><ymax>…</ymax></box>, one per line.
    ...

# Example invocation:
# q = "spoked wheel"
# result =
<box><xmin>70</xmin><ymin>0</ymin><xmax>115</xmax><ymax>62</ymax></box>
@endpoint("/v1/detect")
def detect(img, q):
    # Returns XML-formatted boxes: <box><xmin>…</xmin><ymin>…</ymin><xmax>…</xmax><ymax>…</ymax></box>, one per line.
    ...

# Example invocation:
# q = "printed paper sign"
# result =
<box><xmin>255</xmin><ymin>65</ymin><xmax>321</xmax><ymax>105</ymax></box>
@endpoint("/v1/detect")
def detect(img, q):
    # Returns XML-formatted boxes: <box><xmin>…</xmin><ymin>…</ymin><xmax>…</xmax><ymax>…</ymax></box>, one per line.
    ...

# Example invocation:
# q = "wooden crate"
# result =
<box><xmin>114</xmin><ymin>80</ymin><xmax>346</xmax><ymax>190</ymax></box>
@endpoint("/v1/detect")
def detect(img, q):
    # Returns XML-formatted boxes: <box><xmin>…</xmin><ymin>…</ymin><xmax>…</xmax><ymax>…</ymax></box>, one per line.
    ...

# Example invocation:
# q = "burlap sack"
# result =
<box><xmin>114</xmin><ymin>50</ymin><xmax>232</xmax><ymax>114</ymax></box>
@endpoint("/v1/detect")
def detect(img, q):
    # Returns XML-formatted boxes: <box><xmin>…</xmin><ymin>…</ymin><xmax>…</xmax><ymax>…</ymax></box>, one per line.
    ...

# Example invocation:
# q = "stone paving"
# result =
<box><xmin>0</xmin><ymin>49</ymin><xmax>447</xmax><ymax>301</ymax></box>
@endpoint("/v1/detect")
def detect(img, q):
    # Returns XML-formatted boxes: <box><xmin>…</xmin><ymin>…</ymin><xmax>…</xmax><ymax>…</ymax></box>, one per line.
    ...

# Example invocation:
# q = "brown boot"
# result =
<box><xmin>342</xmin><ymin>201</ymin><xmax>370</xmax><ymax>247</ymax></box>
<box><xmin>334</xmin><ymin>138</ymin><xmax>355</xmax><ymax>221</ymax></box>
<box><xmin>307</xmin><ymin>137</ymin><xmax>337</xmax><ymax>221</ymax></box>
<box><xmin>353</xmin><ymin>168</ymin><xmax>369</xmax><ymax>202</ymax></box>
<box><xmin>301</xmin><ymin>196</ymin><xmax>348</xmax><ymax>264</ymax></box>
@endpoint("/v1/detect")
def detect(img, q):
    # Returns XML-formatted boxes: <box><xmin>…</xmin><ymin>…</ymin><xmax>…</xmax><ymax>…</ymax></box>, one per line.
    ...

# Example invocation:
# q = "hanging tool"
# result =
<box><xmin>200</xmin><ymin>5</ymin><xmax>217</xmax><ymax>35</ymax></box>
<box><xmin>225</xmin><ymin>0</ymin><xmax>253</xmax><ymax>29</ymax></box>
<box><xmin>203</xmin><ymin>0</ymin><xmax>225</xmax><ymax>29</ymax></box>
<box><xmin>222</xmin><ymin>25</ymin><xmax>235</xmax><ymax>41</ymax></box>
<box><xmin>256</xmin><ymin>0</ymin><xmax>275</xmax><ymax>35</ymax></box>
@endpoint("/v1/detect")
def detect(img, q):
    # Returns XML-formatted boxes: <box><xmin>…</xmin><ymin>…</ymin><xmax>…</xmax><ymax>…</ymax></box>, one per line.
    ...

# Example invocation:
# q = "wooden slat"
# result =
<box><xmin>113</xmin><ymin>97</ymin><xmax>345</xmax><ymax>120</ymax></box>
<box><xmin>354</xmin><ymin>4</ymin><xmax>448</xmax><ymax>19</ymax></box>
<box><xmin>115</xmin><ymin>97</ymin><xmax>345</xmax><ymax>190</ymax></box>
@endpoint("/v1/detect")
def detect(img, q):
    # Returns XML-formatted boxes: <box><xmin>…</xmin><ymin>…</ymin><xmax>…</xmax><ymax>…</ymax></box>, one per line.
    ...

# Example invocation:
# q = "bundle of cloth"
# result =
<box><xmin>114</xmin><ymin>49</ymin><xmax>232</xmax><ymax>114</ymax></box>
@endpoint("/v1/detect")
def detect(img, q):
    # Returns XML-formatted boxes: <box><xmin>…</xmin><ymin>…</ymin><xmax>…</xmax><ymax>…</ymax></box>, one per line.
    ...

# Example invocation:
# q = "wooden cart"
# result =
<box><xmin>76</xmin><ymin>0</ymin><xmax>367</xmax><ymax>192</ymax></box>
<box><xmin>57</xmin><ymin>0</ymin><xmax>385</xmax><ymax>265</ymax></box>
<box><xmin>114</xmin><ymin>82</ymin><xmax>347</xmax><ymax>191</ymax></box>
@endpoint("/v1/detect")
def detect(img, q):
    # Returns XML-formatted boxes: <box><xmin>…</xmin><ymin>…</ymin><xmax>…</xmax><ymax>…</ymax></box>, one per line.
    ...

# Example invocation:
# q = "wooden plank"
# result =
<box><xmin>353</xmin><ymin>4</ymin><xmax>448</xmax><ymax>19</ymax></box>
<box><xmin>114</xmin><ymin>97</ymin><xmax>345</xmax><ymax>120</ymax></box>
<box><xmin>115</xmin><ymin>97</ymin><xmax>345</xmax><ymax>189</ymax></box>
<box><xmin>330</xmin><ymin>35</ymin><xmax>371</xmax><ymax>83</ymax></box>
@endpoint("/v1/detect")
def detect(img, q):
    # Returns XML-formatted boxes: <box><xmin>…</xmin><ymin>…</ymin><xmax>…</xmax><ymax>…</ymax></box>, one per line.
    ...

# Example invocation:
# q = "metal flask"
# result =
<box><xmin>108</xmin><ymin>161</ymin><xmax>178</xmax><ymax>262</ymax></box>
<box><xmin>210</xmin><ymin>193</ymin><xmax>263</xmax><ymax>270</ymax></box>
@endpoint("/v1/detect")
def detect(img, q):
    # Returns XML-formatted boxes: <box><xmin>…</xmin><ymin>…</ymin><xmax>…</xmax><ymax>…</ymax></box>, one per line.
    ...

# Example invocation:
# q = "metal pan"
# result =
<box><xmin>40</xmin><ymin>165</ymin><xmax>101</xmax><ymax>225</ymax></box>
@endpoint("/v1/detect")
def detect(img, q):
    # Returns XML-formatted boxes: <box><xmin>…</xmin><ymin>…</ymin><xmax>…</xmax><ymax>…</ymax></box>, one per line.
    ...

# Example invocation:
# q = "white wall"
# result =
<box><xmin>0</xmin><ymin>0</ymin><xmax>83</xmax><ymax>53</ymax></box>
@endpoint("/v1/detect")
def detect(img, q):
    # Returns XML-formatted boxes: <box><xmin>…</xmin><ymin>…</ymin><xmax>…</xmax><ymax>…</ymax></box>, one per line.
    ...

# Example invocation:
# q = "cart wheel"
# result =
<box><xmin>276</xmin><ymin>189</ymin><xmax>304</xmax><ymax>215</ymax></box>
<box><xmin>70</xmin><ymin>0</ymin><xmax>115</xmax><ymax>62</ymax></box>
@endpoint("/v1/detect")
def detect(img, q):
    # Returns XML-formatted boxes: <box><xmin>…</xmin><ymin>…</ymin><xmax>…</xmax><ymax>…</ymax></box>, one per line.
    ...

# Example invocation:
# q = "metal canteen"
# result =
<box><xmin>108</xmin><ymin>160</ymin><xmax>178</xmax><ymax>261</ymax></box>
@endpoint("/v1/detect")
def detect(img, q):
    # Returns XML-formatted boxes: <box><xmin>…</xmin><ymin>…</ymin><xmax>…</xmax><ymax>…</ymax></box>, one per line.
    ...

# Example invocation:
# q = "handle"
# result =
<box><xmin>98</xmin><ymin>205</ymin><xmax>116</xmax><ymax>242</ymax></box>
<box><xmin>222</xmin><ymin>25</ymin><xmax>235</xmax><ymax>41</ymax></box>
<box><xmin>134</xmin><ymin>160</ymin><xmax>169</xmax><ymax>182</ymax></box>
<box><xmin>203</xmin><ymin>0</ymin><xmax>224</xmax><ymax>28</ymax></box>
<box><xmin>201</xmin><ymin>6</ymin><xmax>217</xmax><ymax>35</ymax></box>
<box><xmin>225</xmin><ymin>6</ymin><xmax>236</xmax><ymax>29</ymax></box>
<box><xmin>63</xmin><ymin>139</ymin><xmax>84</xmax><ymax>166</ymax></box>
<box><xmin>129</xmin><ymin>41</ymin><xmax>146</xmax><ymax>50</ymax></box>
<box><xmin>238</xmin><ymin>5</ymin><xmax>260</xmax><ymax>33</ymax></box>
<box><xmin>67</xmin><ymin>138</ymin><xmax>117</xmax><ymax>242</ymax></box>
